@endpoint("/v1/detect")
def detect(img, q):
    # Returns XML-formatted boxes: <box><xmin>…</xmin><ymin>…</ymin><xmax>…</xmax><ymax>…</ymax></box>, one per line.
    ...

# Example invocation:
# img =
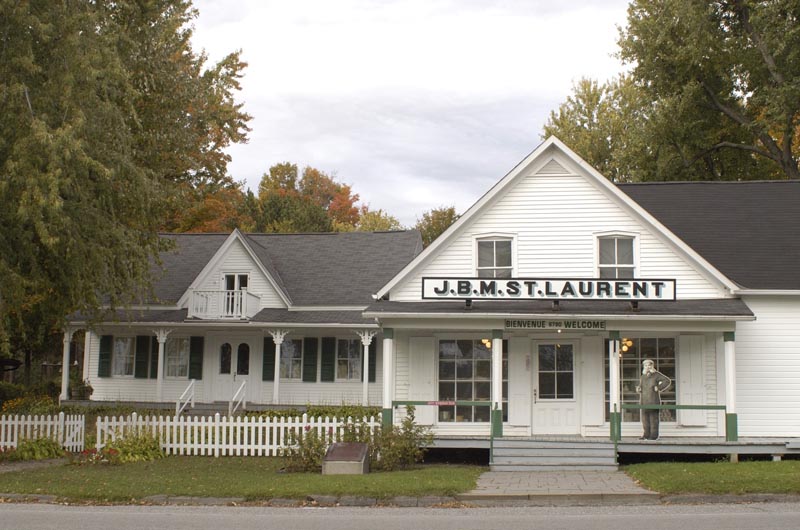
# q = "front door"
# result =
<box><xmin>531</xmin><ymin>341</ymin><xmax>580</xmax><ymax>435</ymax></box>
<box><xmin>214</xmin><ymin>340</ymin><xmax>253</xmax><ymax>401</ymax></box>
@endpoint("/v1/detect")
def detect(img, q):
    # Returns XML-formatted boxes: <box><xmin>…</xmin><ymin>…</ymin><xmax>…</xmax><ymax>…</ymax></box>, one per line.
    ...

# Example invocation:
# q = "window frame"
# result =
<box><xmin>112</xmin><ymin>336</ymin><xmax>135</xmax><ymax>377</ymax></box>
<box><xmin>280</xmin><ymin>339</ymin><xmax>303</xmax><ymax>381</ymax></box>
<box><xmin>474</xmin><ymin>233</ymin><xmax>516</xmax><ymax>278</ymax></box>
<box><xmin>336</xmin><ymin>338</ymin><xmax>362</xmax><ymax>382</ymax></box>
<box><xmin>595</xmin><ymin>232</ymin><xmax>638</xmax><ymax>279</ymax></box>
<box><xmin>165</xmin><ymin>337</ymin><xmax>190</xmax><ymax>379</ymax></box>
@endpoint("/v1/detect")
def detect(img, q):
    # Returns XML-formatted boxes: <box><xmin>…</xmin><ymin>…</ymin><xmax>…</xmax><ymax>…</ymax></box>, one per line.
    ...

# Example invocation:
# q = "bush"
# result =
<box><xmin>105</xmin><ymin>431</ymin><xmax>164</xmax><ymax>464</ymax></box>
<box><xmin>6</xmin><ymin>437</ymin><xmax>64</xmax><ymax>461</ymax></box>
<box><xmin>283</xmin><ymin>425</ymin><xmax>330</xmax><ymax>472</ymax></box>
<box><xmin>0</xmin><ymin>382</ymin><xmax>26</xmax><ymax>406</ymax></box>
<box><xmin>1</xmin><ymin>395</ymin><xmax>59</xmax><ymax>415</ymax></box>
<box><xmin>249</xmin><ymin>405</ymin><xmax>381</xmax><ymax>420</ymax></box>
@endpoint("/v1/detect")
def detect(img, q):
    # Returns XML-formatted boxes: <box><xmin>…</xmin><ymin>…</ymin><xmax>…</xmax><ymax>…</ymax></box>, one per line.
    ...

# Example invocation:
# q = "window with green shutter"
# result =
<box><xmin>302</xmin><ymin>337</ymin><xmax>318</xmax><ymax>382</ymax></box>
<box><xmin>262</xmin><ymin>337</ymin><xmax>276</xmax><ymax>381</ymax></box>
<box><xmin>188</xmin><ymin>336</ymin><xmax>204</xmax><ymax>380</ymax></box>
<box><xmin>320</xmin><ymin>337</ymin><xmax>336</xmax><ymax>382</ymax></box>
<box><xmin>98</xmin><ymin>335</ymin><xmax>113</xmax><ymax>378</ymax></box>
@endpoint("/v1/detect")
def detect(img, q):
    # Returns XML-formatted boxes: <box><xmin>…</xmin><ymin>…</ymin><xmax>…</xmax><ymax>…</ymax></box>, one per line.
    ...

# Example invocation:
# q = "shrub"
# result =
<box><xmin>0</xmin><ymin>382</ymin><xmax>26</xmax><ymax>407</ymax></box>
<box><xmin>1</xmin><ymin>395</ymin><xmax>59</xmax><ymax>415</ymax></box>
<box><xmin>370</xmin><ymin>407</ymin><xmax>433</xmax><ymax>471</ymax></box>
<box><xmin>283</xmin><ymin>425</ymin><xmax>330</xmax><ymax>472</ymax></box>
<box><xmin>105</xmin><ymin>431</ymin><xmax>164</xmax><ymax>464</ymax></box>
<box><xmin>8</xmin><ymin>437</ymin><xmax>65</xmax><ymax>461</ymax></box>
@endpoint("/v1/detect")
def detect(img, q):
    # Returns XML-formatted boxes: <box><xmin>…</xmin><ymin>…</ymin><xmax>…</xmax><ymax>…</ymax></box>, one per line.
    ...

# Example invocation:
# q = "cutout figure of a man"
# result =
<box><xmin>636</xmin><ymin>359</ymin><xmax>671</xmax><ymax>440</ymax></box>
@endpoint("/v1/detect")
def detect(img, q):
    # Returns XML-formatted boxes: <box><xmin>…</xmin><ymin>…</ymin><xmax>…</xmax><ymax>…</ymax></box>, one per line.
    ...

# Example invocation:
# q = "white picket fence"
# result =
<box><xmin>96</xmin><ymin>413</ymin><xmax>379</xmax><ymax>457</ymax></box>
<box><xmin>0</xmin><ymin>413</ymin><xmax>85</xmax><ymax>452</ymax></box>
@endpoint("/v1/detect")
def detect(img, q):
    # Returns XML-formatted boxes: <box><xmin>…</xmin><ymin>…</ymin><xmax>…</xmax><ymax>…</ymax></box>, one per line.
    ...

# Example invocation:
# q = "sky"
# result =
<box><xmin>191</xmin><ymin>0</ymin><xmax>632</xmax><ymax>226</ymax></box>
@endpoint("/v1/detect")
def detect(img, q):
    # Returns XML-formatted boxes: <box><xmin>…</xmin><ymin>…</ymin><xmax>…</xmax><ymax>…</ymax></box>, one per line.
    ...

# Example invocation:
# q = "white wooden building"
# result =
<box><xmin>64</xmin><ymin>137</ymin><xmax>800</xmax><ymax>449</ymax></box>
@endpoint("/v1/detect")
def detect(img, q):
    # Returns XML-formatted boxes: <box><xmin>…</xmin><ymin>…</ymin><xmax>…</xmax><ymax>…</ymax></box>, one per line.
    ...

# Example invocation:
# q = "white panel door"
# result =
<box><xmin>213</xmin><ymin>338</ymin><xmax>255</xmax><ymax>402</ymax></box>
<box><xmin>532</xmin><ymin>341</ymin><xmax>581</xmax><ymax>435</ymax></box>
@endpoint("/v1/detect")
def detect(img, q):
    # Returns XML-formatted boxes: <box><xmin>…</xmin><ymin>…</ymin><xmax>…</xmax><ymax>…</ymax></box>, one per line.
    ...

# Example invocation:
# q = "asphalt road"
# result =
<box><xmin>2</xmin><ymin>503</ymin><xmax>800</xmax><ymax>530</ymax></box>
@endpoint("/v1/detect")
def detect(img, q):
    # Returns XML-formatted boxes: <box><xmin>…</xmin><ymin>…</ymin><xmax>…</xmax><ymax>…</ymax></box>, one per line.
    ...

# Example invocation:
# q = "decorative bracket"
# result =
<box><xmin>355</xmin><ymin>329</ymin><xmax>377</xmax><ymax>347</ymax></box>
<box><xmin>153</xmin><ymin>328</ymin><xmax>172</xmax><ymax>344</ymax></box>
<box><xmin>267</xmin><ymin>328</ymin><xmax>291</xmax><ymax>346</ymax></box>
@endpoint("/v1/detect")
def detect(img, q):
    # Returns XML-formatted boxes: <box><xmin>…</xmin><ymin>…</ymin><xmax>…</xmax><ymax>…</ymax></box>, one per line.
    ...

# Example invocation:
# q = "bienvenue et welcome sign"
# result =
<box><xmin>421</xmin><ymin>277</ymin><xmax>676</xmax><ymax>301</ymax></box>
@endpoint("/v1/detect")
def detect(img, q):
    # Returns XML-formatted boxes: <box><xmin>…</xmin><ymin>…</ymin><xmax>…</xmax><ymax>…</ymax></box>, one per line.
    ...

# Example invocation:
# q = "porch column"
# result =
<box><xmin>154</xmin><ymin>329</ymin><xmax>171</xmax><ymax>402</ymax></box>
<box><xmin>724</xmin><ymin>332</ymin><xmax>738</xmax><ymax>441</ymax></box>
<box><xmin>268</xmin><ymin>329</ymin><xmax>290</xmax><ymax>404</ymax></box>
<box><xmin>59</xmin><ymin>328</ymin><xmax>75</xmax><ymax>403</ymax></box>
<box><xmin>608</xmin><ymin>331</ymin><xmax>621</xmax><ymax>441</ymax></box>
<box><xmin>356</xmin><ymin>330</ymin><xmax>377</xmax><ymax>406</ymax></box>
<box><xmin>491</xmin><ymin>329</ymin><xmax>503</xmax><ymax>437</ymax></box>
<box><xmin>381</xmin><ymin>328</ymin><xmax>394</xmax><ymax>428</ymax></box>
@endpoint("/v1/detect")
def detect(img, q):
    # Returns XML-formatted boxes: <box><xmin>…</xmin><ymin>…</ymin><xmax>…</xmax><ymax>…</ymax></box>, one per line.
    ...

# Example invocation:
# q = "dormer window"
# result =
<box><xmin>477</xmin><ymin>238</ymin><xmax>512</xmax><ymax>278</ymax></box>
<box><xmin>598</xmin><ymin>236</ymin><xmax>635</xmax><ymax>278</ymax></box>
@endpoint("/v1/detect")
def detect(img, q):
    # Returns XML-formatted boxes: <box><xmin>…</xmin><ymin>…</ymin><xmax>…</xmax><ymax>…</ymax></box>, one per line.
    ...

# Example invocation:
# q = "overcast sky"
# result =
<box><xmin>191</xmin><ymin>0</ymin><xmax>631</xmax><ymax>226</ymax></box>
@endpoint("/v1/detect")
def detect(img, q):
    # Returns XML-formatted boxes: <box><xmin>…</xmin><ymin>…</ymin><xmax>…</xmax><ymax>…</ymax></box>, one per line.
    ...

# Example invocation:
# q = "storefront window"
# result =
<box><xmin>604</xmin><ymin>337</ymin><xmax>677</xmax><ymax>422</ymax></box>
<box><xmin>438</xmin><ymin>339</ymin><xmax>508</xmax><ymax>422</ymax></box>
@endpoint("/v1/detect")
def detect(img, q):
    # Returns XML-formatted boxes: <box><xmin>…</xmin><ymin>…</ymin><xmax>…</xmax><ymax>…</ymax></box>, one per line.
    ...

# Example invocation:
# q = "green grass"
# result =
<box><xmin>624</xmin><ymin>460</ymin><xmax>800</xmax><ymax>494</ymax></box>
<box><xmin>0</xmin><ymin>457</ymin><xmax>485</xmax><ymax>502</ymax></box>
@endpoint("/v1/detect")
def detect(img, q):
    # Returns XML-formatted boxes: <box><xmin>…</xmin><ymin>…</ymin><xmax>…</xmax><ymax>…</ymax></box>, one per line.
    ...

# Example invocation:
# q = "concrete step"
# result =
<box><xmin>494</xmin><ymin>448</ymin><xmax>614</xmax><ymax>458</ymax></box>
<box><xmin>492</xmin><ymin>455</ymin><xmax>616</xmax><ymax>466</ymax></box>
<box><xmin>490</xmin><ymin>463</ymin><xmax>618</xmax><ymax>472</ymax></box>
<box><xmin>494</xmin><ymin>440</ymin><xmax>615</xmax><ymax>450</ymax></box>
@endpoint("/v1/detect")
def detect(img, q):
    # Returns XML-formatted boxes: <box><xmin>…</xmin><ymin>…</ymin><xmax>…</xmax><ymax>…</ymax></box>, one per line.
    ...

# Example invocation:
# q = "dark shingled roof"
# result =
<box><xmin>365</xmin><ymin>299</ymin><xmax>754</xmax><ymax>319</ymax></box>
<box><xmin>150</xmin><ymin>231</ymin><xmax>422</xmax><ymax>306</ymax></box>
<box><xmin>619</xmin><ymin>181</ymin><xmax>800</xmax><ymax>290</ymax></box>
<box><xmin>251</xmin><ymin>308</ymin><xmax>375</xmax><ymax>326</ymax></box>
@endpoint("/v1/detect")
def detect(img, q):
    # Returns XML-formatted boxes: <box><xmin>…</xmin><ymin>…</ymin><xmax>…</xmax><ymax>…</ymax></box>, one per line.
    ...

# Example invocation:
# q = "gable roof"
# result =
<box><xmin>375</xmin><ymin>137</ymin><xmax>738</xmax><ymax>298</ymax></box>
<box><xmin>150</xmin><ymin>230</ymin><xmax>422</xmax><ymax>306</ymax></box>
<box><xmin>619</xmin><ymin>181</ymin><xmax>800</xmax><ymax>290</ymax></box>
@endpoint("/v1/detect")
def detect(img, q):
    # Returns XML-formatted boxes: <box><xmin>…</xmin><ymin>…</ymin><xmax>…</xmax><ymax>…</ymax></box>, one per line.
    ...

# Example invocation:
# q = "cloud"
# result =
<box><xmin>191</xmin><ymin>0</ymin><xmax>630</xmax><ymax>226</ymax></box>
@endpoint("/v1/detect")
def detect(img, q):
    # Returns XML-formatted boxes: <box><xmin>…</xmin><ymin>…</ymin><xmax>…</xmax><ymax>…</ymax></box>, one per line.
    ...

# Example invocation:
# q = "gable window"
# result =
<box><xmin>280</xmin><ymin>339</ymin><xmax>302</xmax><ymax>380</ymax></box>
<box><xmin>477</xmin><ymin>238</ymin><xmax>512</xmax><ymax>278</ymax></box>
<box><xmin>112</xmin><ymin>337</ymin><xmax>135</xmax><ymax>376</ymax></box>
<box><xmin>223</xmin><ymin>273</ymin><xmax>249</xmax><ymax>317</ymax></box>
<box><xmin>166</xmin><ymin>338</ymin><xmax>190</xmax><ymax>378</ymax></box>
<box><xmin>598</xmin><ymin>236</ymin><xmax>634</xmax><ymax>278</ymax></box>
<box><xmin>336</xmin><ymin>339</ymin><xmax>362</xmax><ymax>381</ymax></box>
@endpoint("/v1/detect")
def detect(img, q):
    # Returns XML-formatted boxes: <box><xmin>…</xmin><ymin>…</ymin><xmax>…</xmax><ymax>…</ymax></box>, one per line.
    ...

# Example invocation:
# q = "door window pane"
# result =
<box><xmin>236</xmin><ymin>343</ymin><xmax>250</xmax><ymax>375</ymax></box>
<box><xmin>537</xmin><ymin>344</ymin><xmax>573</xmax><ymax>400</ymax></box>
<box><xmin>220</xmin><ymin>343</ymin><xmax>232</xmax><ymax>374</ymax></box>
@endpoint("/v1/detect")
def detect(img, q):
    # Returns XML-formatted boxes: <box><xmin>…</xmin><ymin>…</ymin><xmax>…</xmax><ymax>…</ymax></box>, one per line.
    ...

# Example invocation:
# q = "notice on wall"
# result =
<box><xmin>504</xmin><ymin>319</ymin><xmax>607</xmax><ymax>330</ymax></box>
<box><xmin>422</xmin><ymin>277</ymin><xmax>676</xmax><ymax>301</ymax></box>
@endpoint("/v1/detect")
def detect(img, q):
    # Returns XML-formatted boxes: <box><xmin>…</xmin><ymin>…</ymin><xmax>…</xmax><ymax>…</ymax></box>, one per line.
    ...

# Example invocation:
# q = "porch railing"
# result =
<box><xmin>392</xmin><ymin>400</ymin><xmax>501</xmax><ymax>464</ymax></box>
<box><xmin>229</xmin><ymin>380</ymin><xmax>247</xmax><ymax>416</ymax></box>
<box><xmin>610</xmin><ymin>403</ymin><xmax>736</xmax><ymax>442</ymax></box>
<box><xmin>188</xmin><ymin>289</ymin><xmax>260</xmax><ymax>320</ymax></box>
<box><xmin>175</xmin><ymin>379</ymin><xmax>196</xmax><ymax>416</ymax></box>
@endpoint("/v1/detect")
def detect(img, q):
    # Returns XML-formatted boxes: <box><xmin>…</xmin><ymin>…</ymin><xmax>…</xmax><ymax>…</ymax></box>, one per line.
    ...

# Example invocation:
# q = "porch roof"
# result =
<box><xmin>364</xmin><ymin>298</ymin><xmax>754</xmax><ymax>321</ymax></box>
<box><xmin>251</xmin><ymin>308</ymin><xmax>376</xmax><ymax>326</ymax></box>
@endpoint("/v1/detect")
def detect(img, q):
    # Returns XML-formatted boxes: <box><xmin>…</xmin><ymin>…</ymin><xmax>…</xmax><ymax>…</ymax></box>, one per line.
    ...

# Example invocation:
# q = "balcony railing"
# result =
<box><xmin>188</xmin><ymin>289</ymin><xmax>261</xmax><ymax>320</ymax></box>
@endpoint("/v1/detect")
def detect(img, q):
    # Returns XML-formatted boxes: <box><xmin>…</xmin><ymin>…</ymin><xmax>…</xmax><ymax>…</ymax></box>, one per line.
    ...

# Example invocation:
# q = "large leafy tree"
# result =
<box><xmin>415</xmin><ymin>206</ymin><xmax>459</xmax><ymax>247</ymax></box>
<box><xmin>0</xmin><ymin>0</ymin><xmax>250</xmax><ymax>373</ymax></box>
<box><xmin>618</xmin><ymin>0</ymin><xmax>799</xmax><ymax>180</ymax></box>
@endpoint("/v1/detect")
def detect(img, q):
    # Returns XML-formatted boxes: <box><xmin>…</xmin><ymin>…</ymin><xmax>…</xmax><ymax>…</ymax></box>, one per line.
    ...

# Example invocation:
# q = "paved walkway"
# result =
<box><xmin>457</xmin><ymin>470</ymin><xmax>660</xmax><ymax>506</ymax></box>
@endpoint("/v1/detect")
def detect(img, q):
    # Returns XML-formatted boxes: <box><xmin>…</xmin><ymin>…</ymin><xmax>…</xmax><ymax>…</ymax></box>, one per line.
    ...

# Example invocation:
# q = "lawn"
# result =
<box><xmin>0</xmin><ymin>457</ymin><xmax>485</xmax><ymax>502</ymax></box>
<box><xmin>624</xmin><ymin>460</ymin><xmax>800</xmax><ymax>494</ymax></box>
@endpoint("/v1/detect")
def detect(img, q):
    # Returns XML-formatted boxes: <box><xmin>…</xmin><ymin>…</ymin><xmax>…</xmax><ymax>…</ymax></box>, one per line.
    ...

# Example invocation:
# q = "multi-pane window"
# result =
<box><xmin>337</xmin><ymin>339</ymin><xmax>361</xmax><ymax>381</ymax></box>
<box><xmin>477</xmin><ymin>239</ymin><xmax>512</xmax><ymax>278</ymax></box>
<box><xmin>438</xmin><ymin>339</ymin><xmax>508</xmax><ymax>423</ymax></box>
<box><xmin>537</xmin><ymin>344</ymin><xmax>574</xmax><ymax>399</ymax></box>
<box><xmin>112</xmin><ymin>337</ymin><xmax>135</xmax><ymax>376</ymax></box>
<box><xmin>604</xmin><ymin>337</ymin><xmax>677</xmax><ymax>422</ymax></box>
<box><xmin>280</xmin><ymin>339</ymin><xmax>302</xmax><ymax>380</ymax></box>
<box><xmin>165</xmin><ymin>338</ymin><xmax>190</xmax><ymax>377</ymax></box>
<box><xmin>599</xmin><ymin>236</ymin><xmax>634</xmax><ymax>278</ymax></box>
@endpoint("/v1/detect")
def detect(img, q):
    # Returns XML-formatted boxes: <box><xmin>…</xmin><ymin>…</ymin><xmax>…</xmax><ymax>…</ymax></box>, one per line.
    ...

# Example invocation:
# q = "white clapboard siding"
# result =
<box><xmin>580</xmin><ymin>336</ymin><xmax>605</xmax><ymax>427</ymax></box>
<box><xmin>678</xmin><ymin>335</ymin><xmax>707</xmax><ymax>426</ymax></box>
<box><xmin>735</xmin><ymin>295</ymin><xmax>800</xmax><ymax>437</ymax></box>
<box><xmin>391</xmin><ymin>164</ymin><xmax>725</xmax><ymax>301</ymax></box>
<box><xmin>507</xmin><ymin>337</ymin><xmax>530</xmax><ymax>426</ymax></box>
<box><xmin>0</xmin><ymin>413</ymin><xmax>85</xmax><ymax>452</ymax></box>
<box><xmin>96</xmin><ymin>413</ymin><xmax>378</xmax><ymax>457</ymax></box>
<box><xmin>408</xmin><ymin>337</ymin><xmax>436</xmax><ymax>425</ymax></box>
<box><xmin>194</xmin><ymin>238</ymin><xmax>285</xmax><ymax>309</ymax></box>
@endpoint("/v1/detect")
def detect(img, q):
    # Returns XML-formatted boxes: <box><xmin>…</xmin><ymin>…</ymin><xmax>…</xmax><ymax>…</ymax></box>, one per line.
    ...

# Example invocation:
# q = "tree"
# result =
<box><xmin>618</xmin><ymin>0</ymin><xmax>800</xmax><ymax>180</ymax></box>
<box><xmin>334</xmin><ymin>207</ymin><xmax>404</xmax><ymax>232</ymax></box>
<box><xmin>169</xmin><ymin>183</ymin><xmax>254</xmax><ymax>233</ymax></box>
<box><xmin>415</xmin><ymin>206</ymin><xmax>459</xmax><ymax>247</ymax></box>
<box><xmin>0</xmin><ymin>0</ymin><xmax>250</xmax><ymax>373</ymax></box>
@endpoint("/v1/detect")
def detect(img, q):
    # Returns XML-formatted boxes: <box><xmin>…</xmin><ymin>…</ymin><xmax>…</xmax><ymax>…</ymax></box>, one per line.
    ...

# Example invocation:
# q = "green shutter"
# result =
<box><xmin>262</xmin><ymin>337</ymin><xmax>276</xmax><ymax>381</ymax></box>
<box><xmin>134</xmin><ymin>336</ymin><xmax>150</xmax><ymax>379</ymax></box>
<box><xmin>149</xmin><ymin>337</ymin><xmax>158</xmax><ymax>379</ymax></box>
<box><xmin>369</xmin><ymin>340</ymin><xmax>377</xmax><ymax>383</ymax></box>
<box><xmin>188</xmin><ymin>336</ymin><xmax>204</xmax><ymax>380</ymax></box>
<box><xmin>320</xmin><ymin>337</ymin><xmax>336</xmax><ymax>382</ymax></box>
<box><xmin>302</xmin><ymin>337</ymin><xmax>318</xmax><ymax>383</ymax></box>
<box><xmin>98</xmin><ymin>335</ymin><xmax>112</xmax><ymax>378</ymax></box>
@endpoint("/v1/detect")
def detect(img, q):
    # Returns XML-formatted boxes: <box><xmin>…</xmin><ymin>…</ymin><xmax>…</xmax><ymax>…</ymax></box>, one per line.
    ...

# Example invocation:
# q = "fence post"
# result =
<box><xmin>214</xmin><ymin>413</ymin><xmax>220</xmax><ymax>458</ymax></box>
<box><xmin>58</xmin><ymin>412</ymin><xmax>65</xmax><ymax>448</ymax></box>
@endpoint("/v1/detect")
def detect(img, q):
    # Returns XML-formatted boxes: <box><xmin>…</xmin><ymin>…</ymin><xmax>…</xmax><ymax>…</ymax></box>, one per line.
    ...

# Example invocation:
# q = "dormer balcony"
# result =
<box><xmin>188</xmin><ymin>289</ymin><xmax>261</xmax><ymax>320</ymax></box>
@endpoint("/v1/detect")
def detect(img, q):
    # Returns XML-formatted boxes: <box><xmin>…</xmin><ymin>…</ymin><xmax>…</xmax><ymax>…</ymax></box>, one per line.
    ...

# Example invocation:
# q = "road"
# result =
<box><xmin>1</xmin><ymin>503</ymin><xmax>800</xmax><ymax>530</ymax></box>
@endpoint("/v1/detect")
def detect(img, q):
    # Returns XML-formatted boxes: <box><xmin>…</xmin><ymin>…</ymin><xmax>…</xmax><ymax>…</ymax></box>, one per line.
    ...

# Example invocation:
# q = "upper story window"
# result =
<box><xmin>477</xmin><ymin>238</ymin><xmax>512</xmax><ymax>278</ymax></box>
<box><xmin>224</xmin><ymin>273</ymin><xmax>248</xmax><ymax>291</ymax></box>
<box><xmin>598</xmin><ymin>236</ymin><xmax>634</xmax><ymax>278</ymax></box>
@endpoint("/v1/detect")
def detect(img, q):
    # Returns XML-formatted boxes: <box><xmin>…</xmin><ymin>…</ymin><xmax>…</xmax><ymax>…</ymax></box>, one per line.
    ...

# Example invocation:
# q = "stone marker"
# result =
<box><xmin>322</xmin><ymin>442</ymin><xmax>369</xmax><ymax>475</ymax></box>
